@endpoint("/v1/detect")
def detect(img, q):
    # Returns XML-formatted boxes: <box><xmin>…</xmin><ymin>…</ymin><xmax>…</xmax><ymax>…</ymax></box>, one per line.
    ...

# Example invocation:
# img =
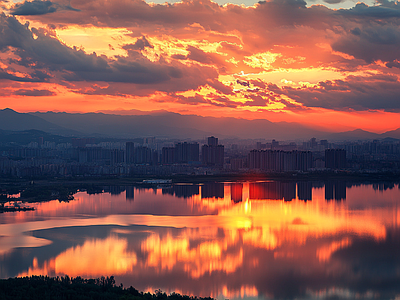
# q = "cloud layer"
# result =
<box><xmin>1</xmin><ymin>0</ymin><xmax>400</xmax><ymax>117</ymax></box>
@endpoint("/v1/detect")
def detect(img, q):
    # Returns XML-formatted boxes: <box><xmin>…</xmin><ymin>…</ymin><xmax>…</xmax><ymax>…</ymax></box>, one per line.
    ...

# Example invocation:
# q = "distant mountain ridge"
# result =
<box><xmin>326</xmin><ymin>129</ymin><xmax>382</xmax><ymax>141</ymax></box>
<box><xmin>1</xmin><ymin>108</ymin><xmax>400</xmax><ymax>141</ymax></box>
<box><xmin>0</xmin><ymin>108</ymin><xmax>79</xmax><ymax>136</ymax></box>
<box><xmin>30</xmin><ymin>110</ymin><xmax>326</xmax><ymax>140</ymax></box>
<box><xmin>382</xmin><ymin>128</ymin><xmax>400</xmax><ymax>139</ymax></box>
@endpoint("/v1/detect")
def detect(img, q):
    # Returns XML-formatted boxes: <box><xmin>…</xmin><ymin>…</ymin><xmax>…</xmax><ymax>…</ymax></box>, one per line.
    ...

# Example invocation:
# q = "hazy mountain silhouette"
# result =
<box><xmin>3</xmin><ymin>108</ymin><xmax>400</xmax><ymax>141</ymax></box>
<box><xmin>326</xmin><ymin>129</ymin><xmax>382</xmax><ymax>141</ymax></box>
<box><xmin>382</xmin><ymin>128</ymin><xmax>400</xmax><ymax>139</ymax></box>
<box><xmin>0</xmin><ymin>108</ymin><xmax>78</xmax><ymax>135</ymax></box>
<box><xmin>30</xmin><ymin>111</ymin><xmax>214</xmax><ymax>139</ymax></box>
<box><xmin>31</xmin><ymin>110</ymin><xmax>326</xmax><ymax>140</ymax></box>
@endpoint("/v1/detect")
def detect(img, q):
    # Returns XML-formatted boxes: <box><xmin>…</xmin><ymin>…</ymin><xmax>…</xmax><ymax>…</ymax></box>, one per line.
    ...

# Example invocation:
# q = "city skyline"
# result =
<box><xmin>0</xmin><ymin>0</ymin><xmax>400</xmax><ymax>133</ymax></box>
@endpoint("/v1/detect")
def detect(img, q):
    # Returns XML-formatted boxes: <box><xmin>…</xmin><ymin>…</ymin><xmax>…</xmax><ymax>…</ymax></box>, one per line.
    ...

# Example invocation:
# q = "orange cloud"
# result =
<box><xmin>0</xmin><ymin>0</ymin><xmax>400</xmax><ymax>130</ymax></box>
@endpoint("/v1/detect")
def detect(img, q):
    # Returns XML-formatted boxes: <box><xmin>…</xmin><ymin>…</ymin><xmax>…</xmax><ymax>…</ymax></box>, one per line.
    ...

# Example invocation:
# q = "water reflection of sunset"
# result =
<box><xmin>20</xmin><ymin>236</ymin><xmax>137</xmax><ymax>278</ymax></box>
<box><xmin>2</xmin><ymin>182</ymin><xmax>400</xmax><ymax>299</ymax></box>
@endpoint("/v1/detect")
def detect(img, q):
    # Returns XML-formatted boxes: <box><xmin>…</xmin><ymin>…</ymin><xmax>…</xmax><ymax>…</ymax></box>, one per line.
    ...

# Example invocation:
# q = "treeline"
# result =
<box><xmin>0</xmin><ymin>276</ymin><xmax>214</xmax><ymax>300</ymax></box>
<box><xmin>20</xmin><ymin>185</ymin><xmax>76</xmax><ymax>202</ymax></box>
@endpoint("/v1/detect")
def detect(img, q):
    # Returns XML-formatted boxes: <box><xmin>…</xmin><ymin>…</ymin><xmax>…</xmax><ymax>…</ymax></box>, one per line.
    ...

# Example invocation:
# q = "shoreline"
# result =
<box><xmin>1</xmin><ymin>170</ymin><xmax>400</xmax><ymax>186</ymax></box>
<box><xmin>1</xmin><ymin>171</ymin><xmax>399</xmax><ymax>203</ymax></box>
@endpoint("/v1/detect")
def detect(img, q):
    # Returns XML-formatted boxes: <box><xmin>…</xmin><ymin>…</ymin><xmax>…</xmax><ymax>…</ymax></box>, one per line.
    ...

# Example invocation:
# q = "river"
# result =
<box><xmin>1</xmin><ymin>181</ymin><xmax>399</xmax><ymax>300</ymax></box>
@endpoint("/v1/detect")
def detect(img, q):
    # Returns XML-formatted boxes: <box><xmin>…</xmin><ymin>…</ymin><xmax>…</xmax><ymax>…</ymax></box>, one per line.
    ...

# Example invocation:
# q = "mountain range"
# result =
<box><xmin>1</xmin><ymin>108</ymin><xmax>399</xmax><ymax>141</ymax></box>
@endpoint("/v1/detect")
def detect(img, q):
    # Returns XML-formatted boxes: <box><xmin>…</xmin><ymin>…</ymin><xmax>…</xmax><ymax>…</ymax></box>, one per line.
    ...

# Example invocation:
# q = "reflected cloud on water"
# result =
<box><xmin>0</xmin><ymin>181</ymin><xmax>399</xmax><ymax>299</ymax></box>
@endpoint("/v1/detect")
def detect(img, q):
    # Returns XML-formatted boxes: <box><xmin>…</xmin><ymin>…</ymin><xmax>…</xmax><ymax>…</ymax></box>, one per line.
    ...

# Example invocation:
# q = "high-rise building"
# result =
<box><xmin>202</xmin><ymin>145</ymin><xmax>224</xmax><ymax>166</ymax></box>
<box><xmin>325</xmin><ymin>149</ymin><xmax>346</xmax><ymax>169</ymax></box>
<box><xmin>110</xmin><ymin>149</ymin><xmax>125</xmax><ymax>165</ymax></box>
<box><xmin>202</xmin><ymin>137</ymin><xmax>224</xmax><ymax>166</ymax></box>
<box><xmin>134</xmin><ymin>146</ymin><xmax>157</xmax><ymax>165</ymax></box>
<box><xmin>162</xmin><ymin>147</ymin><xmax>175</xmax><ymax>164</ymax></box>
<box><xmin>248</xmin><ymin>150</ymin><xmax>312</xmax><ymax>171</ymax></box>
<box><xmin>161</xmin><ymin>143</ymin><xmax>199</xmax><ymax>164</ymax></box>
<box><xmin>174</xmin><ymin>142</ymin><xmax>199</xmax><ymax>163</ymax></box>
<box><xmin>126</xmin><ymin>142</ymin><xmax>135</xmax><ymax>164</ymax></box>
<box><xmin>208</xmin><ymin>136</ymin><xmax>218</xmax><ymax>147</ymax></box>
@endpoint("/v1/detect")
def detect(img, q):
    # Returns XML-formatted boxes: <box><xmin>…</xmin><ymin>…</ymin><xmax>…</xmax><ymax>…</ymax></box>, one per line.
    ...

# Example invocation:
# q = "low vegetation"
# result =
<box><xmin>0</xmin><ymin>276</ymin><xmax>214</xmax><ymax>300</ymax></box>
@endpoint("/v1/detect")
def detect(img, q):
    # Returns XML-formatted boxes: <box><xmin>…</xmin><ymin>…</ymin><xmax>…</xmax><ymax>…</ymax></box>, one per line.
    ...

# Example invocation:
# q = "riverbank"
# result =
<box><xmin>1</xmin><ymin>171</ymin><xmax>400</xmax><ymax>203</ymax></box>
<box><xmin>2</xmin><ymin>170</ymin><xmax>400</xmax><ymax>186</ymax></box>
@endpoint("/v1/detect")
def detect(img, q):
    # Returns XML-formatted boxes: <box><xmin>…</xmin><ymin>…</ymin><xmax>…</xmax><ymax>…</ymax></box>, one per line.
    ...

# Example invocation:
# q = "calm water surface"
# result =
<box><xmin>1</xmin><ymin>181</ymin><xmax>400</xmax><ymax>300</ymax></box>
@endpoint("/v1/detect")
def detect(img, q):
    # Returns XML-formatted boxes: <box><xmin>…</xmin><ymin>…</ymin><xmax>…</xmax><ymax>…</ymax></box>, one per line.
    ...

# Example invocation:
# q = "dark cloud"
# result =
<box><xmin>16</xmin><ymin>0</ymin><xmax>334</xmax><ymax>33</ymax></box>
<box><xmin>2</xmin><ymin>0</ymin><xmax>400</xmax><ymax>112</ymax></box>
<box><xmin>332</xmin><ymin>25</ymin><xmax>400</xmax><ymax>63</ymax></box>
<box><xmin>207</xmin><ymin>79</ymin><xmax>234</xmax><ymax>95</ymax></box>
<box><xmin>0</xmin><ymin>14</ymin><xmax>219</xmax><ymax>95</ymax></box>
<box><xmin>249</xmin><ymin>79</ymin><xmax>266</xmax><ymax>89</ymax></box>
<box><xmin>175</xmin><ymin>94</ymin><xmax>208</xmax><ymax>105</ymax></box>
<box><xmin>11</xmin><ymin>0</ymin><xmax>79</xmax><ymax>16</ymax></box>
<box><xmin>12</xmin><ymin>1</ymin><xmax>57</xmax><ymax>15</ymax></box>
<box><xmin>243</xmin><ymin>95</ymin><xmax>269</xmax><ymax>106</ymax></box>
<box><xmin>167</xmin><ymin>45</ymin><xmax>228</xmax><ymax>73</ymax></box>
<box><xmin>122</xmin><ymin>36</ymin><xmax>153</xmax><ymax>51</ymax></box>
<box><xmin>171</xmin><ymin>54</ymin><xmax>186</xmax><ymax>60</ymax></box>
<box><xmin>273</xmin><ymin>74</ymin><xmax>400</xmax><ymax>111</ymax></box>
<box><xmin>174</xmin><ymin>93</ymin><xmax>238</xmax><ymax>108</ymax></box>
<box><xmin>210</xmin><ymin>95</ymin><xmax>238</xmax><ymax>108</ymax></box>
<box><xmin>338</xmin><ymin>2</ymin><xmax>400</xmax><ymax>19</ymax></box>
<box><xmin>0</xmin><ymin>70</ymin><xmax>47</xmax><ymax>82</ymax></box>
<box><xmin>386</xmin><ymin>60</ymin><xmax>400</xmax><ymax>68</ymax></box>
<box><xmin>187</xmin><ymin>46</ymin><xmax>218</xmax><ymax>65</ymax></box>
<box><xmin>14</xmin><ymin>88</ymin><xmax>55</xmax><ymax>96</ymax></box>
<box><xmin>259</xmin><ymin>0</ymin><xmax>307</xmax><ymax>9</ymax></box>
<box><xmin>237</xmin><ymin>79</ymin><xmax>250</xmax><ymax>87</ymax></box>
<box><xmin>350</xmin><ymin>27</ymin><xmax>361</xmax><ymax>35</ymax></box>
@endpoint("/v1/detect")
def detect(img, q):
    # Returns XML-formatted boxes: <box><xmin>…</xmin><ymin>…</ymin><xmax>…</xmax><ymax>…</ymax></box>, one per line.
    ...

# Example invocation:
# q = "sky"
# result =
<box><xmin>0</xmin><ymin>0</ymin><xmax>400</xmax><ymax>132</ymax></box>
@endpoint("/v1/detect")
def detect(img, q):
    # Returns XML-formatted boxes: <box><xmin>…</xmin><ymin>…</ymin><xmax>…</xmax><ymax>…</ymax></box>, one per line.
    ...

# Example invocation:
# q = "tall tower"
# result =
<box><xmin>202</xmin><ymin>136</ymin><xmax>224</xmax><ymax>167</ymax></box>
<box><xmin>208</xmin><ymin>136</ymin><xmax>218</xmax><ymax>147</ymax></box>
<box><xmin>126</xmin><ymin>142</ymin><xmax>135</xmax><ymax>164</ymax></box>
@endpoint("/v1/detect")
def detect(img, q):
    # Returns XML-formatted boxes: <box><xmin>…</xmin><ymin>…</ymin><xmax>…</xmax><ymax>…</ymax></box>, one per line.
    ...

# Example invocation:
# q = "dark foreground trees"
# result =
<box><xmin>0</xmin><ymin>276</ymin><xmax>214</xmax><ymax>300</ymax></box>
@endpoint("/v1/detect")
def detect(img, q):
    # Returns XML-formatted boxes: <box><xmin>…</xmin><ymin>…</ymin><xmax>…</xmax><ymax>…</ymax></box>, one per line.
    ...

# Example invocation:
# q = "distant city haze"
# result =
<box><xmin>1</xmin><ymin>108</ymin><xmax>400</xmax><ymax>177</ymax></box>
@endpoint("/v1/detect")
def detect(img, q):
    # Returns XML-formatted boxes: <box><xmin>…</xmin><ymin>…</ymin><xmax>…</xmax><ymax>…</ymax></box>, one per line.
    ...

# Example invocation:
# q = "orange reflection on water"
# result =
<box><xmin>20</xmin><ymin>236</ymin><xmax>137</xmax><ymax>277</ymax></box>
<box><xmin>316</xmin><ymin>238</ymin><xmax>352</xmax><ymax>262</ymax></box>
<box><xmin>221</xmin><ymin>285</ymin><xmax>259</xmax><ymax>299</ymax></box>
<box><xmin>218</xmin><ymin>199</ymin><xmax>386</xmax><ymax>253</ymax></box>
<box><xmin>11</xmin><ymin>194</ymin><xmax>394</xmax><ymax>282</ymax></box>
<box><xmin>141</xmin><ymin>229</ymin><xmax>243</xmax><ymax>278</ymax></box>
<box><xmin>5</xmin><ymin>182</ymin><xmax>400</xmax><ymax>300</ymax></box>
<box><xmin>17</xmin><ymin>229</ymin><xmax>243</xmax><ymax>280</ymax></box>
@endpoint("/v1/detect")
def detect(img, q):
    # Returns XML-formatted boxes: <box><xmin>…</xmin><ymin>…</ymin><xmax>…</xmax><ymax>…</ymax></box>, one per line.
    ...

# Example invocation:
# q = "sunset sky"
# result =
<box><xmin>1</xmin><ymin>0</ymin><xmax>400</xmax><ymax>132</ymax></box>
